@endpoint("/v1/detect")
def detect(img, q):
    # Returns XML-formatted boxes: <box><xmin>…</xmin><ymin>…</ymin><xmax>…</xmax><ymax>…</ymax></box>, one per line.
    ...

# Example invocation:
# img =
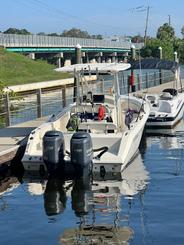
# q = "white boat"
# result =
<box><xmin>22</xmin><ymin>63</ymin><xmax>150</xmax><ymax>174</ymax></box>
<box><xmin>146</xmin><ymin>88</ymin><xmax>184</xmax><ymax>129</ymax></box>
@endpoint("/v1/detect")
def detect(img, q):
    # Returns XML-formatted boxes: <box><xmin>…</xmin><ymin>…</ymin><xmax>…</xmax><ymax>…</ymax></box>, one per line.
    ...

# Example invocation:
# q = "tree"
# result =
<box><xmin>181</xmin><ymin>26</ymin><xmax>184</xmax><ymax>38</ymax></box>
<box><xmin>178</xmin><ymin>41</ymin><xmax>184</xmax><ymax>63</ymax></box>
<box><xmin>4</xmin><ymin>28</ymin><xmax>31</xmax><ymax>35</ymax></box>
<box><xmin>141</xmin><ymin>38</ymin><xmax>174</xmax><ymax>60</ymax></box>
<box><xmin>131</xmin><ymin>34</ymin><xmax>144</xmax><ymax>43</ymax></box>
<box><xmin>37</xmin><ymin>32</ymin><xmax>46</xmax><ymax>36</ymax></box>
<box><xmin>141</xmin><ymin>38</ymin><xmax>162</xmax><ymax>58</ymax></box>
<box><xmin>61</xmin><ymin>28</ymin><xmax>91</xmax><ymax>38</ymax></box>
<box><xmin>48</xmin><ymin>33</ymin><xmax>60</xmax><ymax>36</ymax></box>
<box><xmin>156</xmin><ymin>23</ymin><xmax>175</xmax><ymax>41</ymax></box>
<box><xmin>91</xmin><ymin>34</ymin><xmax>103</xmax><ymax>40</ymax></box>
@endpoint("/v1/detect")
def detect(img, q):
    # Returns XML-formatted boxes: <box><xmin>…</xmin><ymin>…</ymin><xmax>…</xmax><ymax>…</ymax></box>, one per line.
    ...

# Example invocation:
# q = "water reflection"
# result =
<box><xmin>44</xmin><ymin>179</ymin><xmax>67</xmax><ymax>216</ymax></box>
<box><xmin>0</xmin><ymin>176</ymin><xmax>20</xmax><ymax>211</ymax></box>
<box><xmin>15</xmin><ymin>153</ymin><xmax>150</xmax><ymax>244</ymax></box>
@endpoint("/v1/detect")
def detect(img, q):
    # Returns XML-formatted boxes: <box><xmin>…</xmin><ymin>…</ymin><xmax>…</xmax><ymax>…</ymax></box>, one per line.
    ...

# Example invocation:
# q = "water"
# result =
<box><xmin>1</xmin><ymin>119</ymin><xmax>184</xmax><ymax>244</ymax></box>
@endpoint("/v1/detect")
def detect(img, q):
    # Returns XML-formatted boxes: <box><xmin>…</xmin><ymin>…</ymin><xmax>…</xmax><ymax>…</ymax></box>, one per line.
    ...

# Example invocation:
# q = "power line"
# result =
<box><xmin>26</xmin><ymin>0</ymin><xmax>125</xmax><ymax>32</ymax></box>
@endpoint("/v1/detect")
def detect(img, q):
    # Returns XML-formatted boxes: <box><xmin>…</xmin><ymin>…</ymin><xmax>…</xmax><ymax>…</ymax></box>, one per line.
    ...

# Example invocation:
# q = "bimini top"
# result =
<box><xmin>130</xmin><ymin>58</ymin><xmax>179</xmax><ymax>72</ymax></box>
<box><xmin>55</xmin><ymin>63</ymin><xmax>131</xmax><ymax>73</ymax></box>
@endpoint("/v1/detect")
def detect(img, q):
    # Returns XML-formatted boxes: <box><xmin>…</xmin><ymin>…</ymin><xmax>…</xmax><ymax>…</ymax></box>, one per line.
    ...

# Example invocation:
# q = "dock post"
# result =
<box><xmin>130</xmin><ymin>45</ymin><xmax>136</xmax><ymax>92</ymax></box>
<box><xmin>154</xmin><ymin>72</ymin><xmax>157</xmax><ymax>86</ymax></box>
<box><xmin>146</xmin><ymin>73</ymin><xmax>149</xmax><ymax>88</ymax></box>
<box><xmin>137</xmin><ymin>74</ymin><xmax>141</xmax><ymax>90</ymax></box>
<box><xmin>158</xmin><ymin>47</ymin><xmax>162</xmax><ymax>84</ymax></box>
<box><xmin>37</xmin><ymin>88</ymin><xmax>42</xmax><ymax>118</ymax></box>
<box><xmin>62</xmin><ymin>85</ymin><xmax>66</xmax><ymax>108</ymax></box>
<box><xmin>4</xmin><ymin>93</ymin><xmax>11</xmax><ymax>127</ymax></box>
<box><xmin>159</xmin><ymin>70</ymin><xmax>162</xmax><ymax>84</ymax></box>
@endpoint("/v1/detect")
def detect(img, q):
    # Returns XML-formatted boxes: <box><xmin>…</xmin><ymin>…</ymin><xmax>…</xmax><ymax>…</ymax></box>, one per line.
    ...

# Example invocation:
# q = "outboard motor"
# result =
<box><xmin>43</xmin><ymin>131</ymin><xmax>65</xmax><ymax>173</ymax></box>
<box><xmin>70</xmin><ymin>132</ymin><xmax>93</xmax><ymax>172</ymax></box>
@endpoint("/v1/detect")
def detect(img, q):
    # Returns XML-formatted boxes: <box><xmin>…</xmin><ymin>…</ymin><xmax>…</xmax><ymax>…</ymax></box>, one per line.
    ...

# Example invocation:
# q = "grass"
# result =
<box><xmin>0</xmin><ymin>47</ymin><xmax>71</xmax><ymax>86</ymax></box>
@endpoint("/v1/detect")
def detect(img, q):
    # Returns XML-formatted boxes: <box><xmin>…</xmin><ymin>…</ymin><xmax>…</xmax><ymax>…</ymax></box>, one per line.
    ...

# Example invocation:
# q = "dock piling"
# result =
<box><xmin>37</xmin><ymin>88</ymin><xmax>42</xmax><ymax>118</ymax></box>
<box><xmin>4</xmin><ymin>93</ymin><xmax>11</xmax><ymax>127</ymax></box>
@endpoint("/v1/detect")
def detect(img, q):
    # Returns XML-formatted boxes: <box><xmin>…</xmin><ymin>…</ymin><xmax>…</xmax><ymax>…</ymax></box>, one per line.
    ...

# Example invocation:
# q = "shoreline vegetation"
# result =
<box><xmin>0</xmin><ymin>48</ymin><xmax>71</xmax><ymax>86</ymax></box>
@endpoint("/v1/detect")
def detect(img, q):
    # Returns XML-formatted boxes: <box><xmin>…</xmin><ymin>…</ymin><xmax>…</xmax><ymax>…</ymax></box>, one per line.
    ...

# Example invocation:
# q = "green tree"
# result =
<box><xmin>37</xmin><ymin>32</ymin><xmax>46</xmax><ymax>36</ymax></box>
<box><xmin>61</xmin><ymin>28</ymin><xmax>91</xmax><ymax>38</ymax></box>
<box><xmin>48</xmin><ymin>33</ymin><xmax>60</xmax><ymax>36</ymax></box>
<box><xmin>131</xmin><ymin>34</ymin><xmax>144</xmax><ymax>43</ymax></box>
<box><xmin>91</xmin><ymin>34</ymin><xmax>103</xmax><ymax>40</ymax></box>
<box><xmin>178</xmin><ymin>41</ymin><xmax>184</xmax><ymax>63</ymax></box>
<box><xmin>156</xmin><ymin>23</ymin><xmax>175</xmax><ymax>41</ymax></box>
<box><xmin>4</xmin><ymin>28</ymin><xmax>31</xmax><ymax>35</ymax></box>
<box><xmin>181</xmin><ymin>26</ymin><xmax>184</xmax><ymax>39</ymax></box>
<box><xmin>141</xmin><ymin>38</ymin><xmax>162</xmax><ymax>58</ymax></box>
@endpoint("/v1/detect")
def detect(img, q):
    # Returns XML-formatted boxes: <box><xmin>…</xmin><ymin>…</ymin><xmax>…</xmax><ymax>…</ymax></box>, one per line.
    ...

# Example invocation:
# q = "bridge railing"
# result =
<box><xmin>0</xmin><ymin>33</ymin><xmax>143</xmax><ymax>49</ymax></box>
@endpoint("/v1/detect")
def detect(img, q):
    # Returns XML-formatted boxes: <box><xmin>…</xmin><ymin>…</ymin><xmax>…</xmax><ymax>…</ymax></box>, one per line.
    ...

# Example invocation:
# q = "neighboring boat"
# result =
<box><xmin>131</xmin><ymin>57</ymin><xmax>184</xmax><ymax>129</ymax></box>
<box><xmin>22</xmin><ymin>63</ymin><xmax>150</xmax><ymax>175</ymax></box>
<box><xmin>146</xmin><ymin>88</ymin><xmax>184</xmax><ymax>129</ymax></box>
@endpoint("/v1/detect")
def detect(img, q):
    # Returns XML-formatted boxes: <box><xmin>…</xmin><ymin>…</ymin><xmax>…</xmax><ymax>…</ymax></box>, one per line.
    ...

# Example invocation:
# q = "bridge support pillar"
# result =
<box><xmin>90</xmin><ymin>58</ymin><xmax>97</xmax><ymax>63</ymax></box>
<box><xmin>111</xmin><ymin>52</ymin><xmax>117</xmax><ymax>63</ymax></box>
<box><xmin>28</xmin><ymin>52</ymin><xmax>35</xmax><ymax>60</ymax></box>
<box><xmin>106</xmin><ymin>58</ymin><xmax>112</xmax><ymax>63</ymax></box>
<box><xmin>95</xmin><ymin>52</ymin><xmax>103</xmax><ymax>63</ymax></box>
<box><xmin>82</xmin><ymin>52</ymin><xmax>86</xmax><ymax>63</ymax></box>
<box><xmin>56</xmin><ymin>52</ymin><xmax>64</xmax><ymax>68</ymax></box>
<box><xmin>64</xmin><ymin>59</ymin><xmax>71</xmax><ymax>66</ymax></box>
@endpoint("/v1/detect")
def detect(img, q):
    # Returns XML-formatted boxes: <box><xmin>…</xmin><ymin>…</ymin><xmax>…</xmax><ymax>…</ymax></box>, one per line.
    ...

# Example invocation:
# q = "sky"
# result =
<box><xmin>0</xmin><ymin>0</ymin><xmax>184</xmax><ymax>38</ymax></box>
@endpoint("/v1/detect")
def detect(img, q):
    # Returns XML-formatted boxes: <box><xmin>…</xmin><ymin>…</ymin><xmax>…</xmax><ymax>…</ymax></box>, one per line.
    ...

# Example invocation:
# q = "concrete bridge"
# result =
<box><xmin>0</xmin><ymin>33</ymin><xmax>143</xmax><ymax>66</ymax></box>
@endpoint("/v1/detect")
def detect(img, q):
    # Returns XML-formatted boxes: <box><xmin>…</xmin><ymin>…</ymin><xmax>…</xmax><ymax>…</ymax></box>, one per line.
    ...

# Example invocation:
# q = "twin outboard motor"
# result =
<box><xmin>43</xmin><ymin>131</ymin><xmax>65</xmax><ymax>173</ymax></box>
<box><xmin>43</xmin><ymin>131</ymin><xmax>93</xmax><ymax>176</ymax></box>
<box><xmin>71</xmin><ymin>132</ymin><xmax>93</xmax><ymax>170</ymax></box>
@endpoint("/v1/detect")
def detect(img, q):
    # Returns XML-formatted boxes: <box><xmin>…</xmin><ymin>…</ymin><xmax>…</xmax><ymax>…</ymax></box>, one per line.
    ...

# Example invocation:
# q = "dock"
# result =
<box><xmin>0</xmin><ymin>116</ymin><xmax>48</xmax><ymax>165</ymax></box>
<box><xmin>0</xmin><ymin>78</ymin><xmax>184</xmax><ymax>167</ymax></box>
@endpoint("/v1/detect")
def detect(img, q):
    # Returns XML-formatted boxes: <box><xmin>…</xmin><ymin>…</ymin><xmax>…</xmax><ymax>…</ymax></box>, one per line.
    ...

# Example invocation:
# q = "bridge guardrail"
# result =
<box><xmin>0</xmin><ymin>33</ymin><xmax>143</xmax><ymax>49</ymax></box>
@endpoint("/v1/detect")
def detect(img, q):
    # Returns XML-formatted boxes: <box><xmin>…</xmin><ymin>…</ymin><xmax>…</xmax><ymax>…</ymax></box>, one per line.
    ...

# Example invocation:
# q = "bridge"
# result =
<box><xmin>0</xmin><ymin>33</ymin><xmax>143</xmax><ymax>66</ymax></box>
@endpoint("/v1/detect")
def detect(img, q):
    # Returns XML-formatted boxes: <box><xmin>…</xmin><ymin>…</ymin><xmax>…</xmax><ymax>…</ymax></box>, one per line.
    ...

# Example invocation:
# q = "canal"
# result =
<box><xmin>0</xmin><ymin>118</ymin><xmax>184</xmax><ymax>244</ymax></box>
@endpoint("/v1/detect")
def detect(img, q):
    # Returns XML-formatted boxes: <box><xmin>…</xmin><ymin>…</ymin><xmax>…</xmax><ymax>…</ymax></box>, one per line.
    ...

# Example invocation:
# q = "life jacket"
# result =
<box><xmin>98</xmin><ymin>105</ymin><xmax>105</xmax><ymax>120</ymax></box>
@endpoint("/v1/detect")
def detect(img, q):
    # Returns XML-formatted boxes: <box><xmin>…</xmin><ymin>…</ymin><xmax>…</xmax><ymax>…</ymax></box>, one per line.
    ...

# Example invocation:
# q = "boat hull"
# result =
<box><xmin>146</xmin><ymin>93</ymin><xmax>184</xmax><ymax>129</ymax></box>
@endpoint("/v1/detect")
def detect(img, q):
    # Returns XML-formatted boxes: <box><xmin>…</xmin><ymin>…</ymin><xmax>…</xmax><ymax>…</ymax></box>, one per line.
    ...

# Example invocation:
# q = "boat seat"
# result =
<box><xmin>71</xmin><ymin>104</ymin><xmax>111</xmax><ymax>116</ymax></box>
<box><xmin>78</xmin><ymin>121</ymin><xmax>117</xmax><ymax>133</ymax></box>
<box><xmin>160</xmin><ymin>92</ymin><xmax>173</xmax><ymax>100</ymax></box>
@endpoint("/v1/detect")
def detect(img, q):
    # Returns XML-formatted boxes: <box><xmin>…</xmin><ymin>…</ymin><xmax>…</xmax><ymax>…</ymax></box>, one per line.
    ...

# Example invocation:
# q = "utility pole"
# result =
<box><xmin>168</xmin><ymin>15</ymin><xmax>171</xmax><ymax>26</ymax></box>
<box><xmin>144</xmin><ymin>6</ymin><xmax>150</xmax><ymax>46</ymax></box>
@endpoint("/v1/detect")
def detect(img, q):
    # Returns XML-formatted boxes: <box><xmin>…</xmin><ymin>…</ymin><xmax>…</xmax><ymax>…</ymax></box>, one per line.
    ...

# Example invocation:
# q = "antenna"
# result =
<box><xmin>129</xmin><ymin>5</ymin><xmax>151</xmax><ymax>46</ymax></box>
<box><xmin>144</xmin><ymin>6</ymin><xmax>150</xmax><ymax>45</ymax></box>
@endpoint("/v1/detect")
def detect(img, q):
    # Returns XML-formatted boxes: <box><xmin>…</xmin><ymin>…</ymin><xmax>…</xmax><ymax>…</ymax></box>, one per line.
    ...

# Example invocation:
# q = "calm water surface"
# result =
<box><xmin>0</xmin><ymin>118</ymin><xmax>184</xmax><ymax>245</ymax></box>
